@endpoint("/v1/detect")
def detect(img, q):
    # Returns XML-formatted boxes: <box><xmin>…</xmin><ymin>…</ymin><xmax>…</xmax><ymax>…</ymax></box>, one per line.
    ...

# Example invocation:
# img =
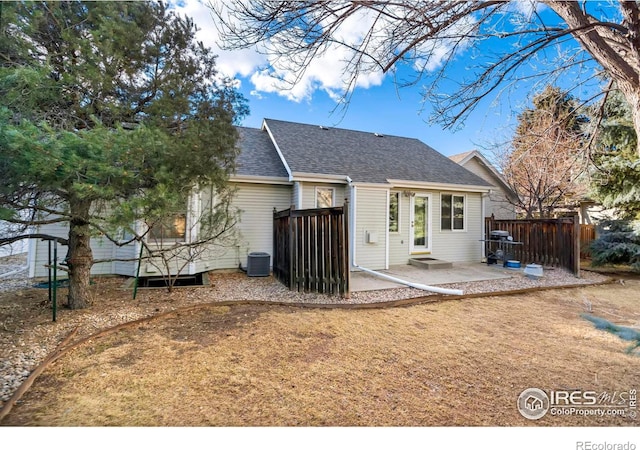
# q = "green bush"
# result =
<box><xmin>590</xmin><ymin>220</ymin><xmax>640</xmax><ymax>272</ymax></box>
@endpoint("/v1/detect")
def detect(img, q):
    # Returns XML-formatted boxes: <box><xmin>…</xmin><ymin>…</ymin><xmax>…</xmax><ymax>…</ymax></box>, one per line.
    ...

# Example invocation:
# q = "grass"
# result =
<box><xmin>2</xmin><ymin>282</ymin><xmax>640</xmax><ymax>427</ymax></box>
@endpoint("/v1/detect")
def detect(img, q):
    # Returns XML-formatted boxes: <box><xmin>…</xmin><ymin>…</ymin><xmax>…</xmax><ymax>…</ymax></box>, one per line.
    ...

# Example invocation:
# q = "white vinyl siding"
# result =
<box><xmin>432</xmin><ymin>192</ymin><xmax>483</xmax><ymax>263</ymax></box>
<box><xmin>134</xmin><ymin>182</ymin><xmax>292</xmax><ymax>276</ymax></box>
<box><xmin>387</xmin><ymin>190</ymin><xmax>484</xmax><ymax>265</ymax></box>
<box><xmin>113</xmin><ymin>238</ymin><xmax>138</xmax><ymax>277</ymax></box>
<box><xmin>30</xmin><ymin>221</ymin><xmax>67</xmax><ymax>278</ymax></box>
<box><xmin>354</xmin><ymin>188</ymin><xmax>387</xmax><ymax>270</ymax></box>
<box><xmin>195</xmin><ymin>182</ymin><xmax>293</xmax><ymax>272</ymax></box>
<box><xmin>461</xmin><ymin>158</ymin><xmax>516</xmax><ymax>220</ymax></box>
<box><xmin>30</xmin><ymin>220</ymin><xmax>118</xmax><ymax>278</ymax></box>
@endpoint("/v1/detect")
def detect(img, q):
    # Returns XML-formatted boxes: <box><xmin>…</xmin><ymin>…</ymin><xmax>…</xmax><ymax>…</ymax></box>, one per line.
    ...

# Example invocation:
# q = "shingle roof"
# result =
<box><xmin>235</xmin><ymin>126</ymin><xmax>289</xmax><ymax>179</ymax></box>
<box><xmin>263</xmin><ymin>118</ymin><xmax>492</xmax><ymax>186</ymax></box>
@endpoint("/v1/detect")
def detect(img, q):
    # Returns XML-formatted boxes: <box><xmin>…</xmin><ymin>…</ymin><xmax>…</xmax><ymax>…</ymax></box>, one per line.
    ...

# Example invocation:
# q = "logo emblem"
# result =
<box><xmin>518</xmin><ymin>388</ymin><xmax>550</xmax><ymax>420</ymax></box>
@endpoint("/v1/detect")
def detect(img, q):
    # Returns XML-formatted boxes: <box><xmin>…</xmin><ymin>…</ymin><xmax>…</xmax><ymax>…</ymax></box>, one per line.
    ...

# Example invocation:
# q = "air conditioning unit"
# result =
<box><xmin>247</xmin><ymin>252</ymin><xmax>270</xmax><ymax>277</ymax></box>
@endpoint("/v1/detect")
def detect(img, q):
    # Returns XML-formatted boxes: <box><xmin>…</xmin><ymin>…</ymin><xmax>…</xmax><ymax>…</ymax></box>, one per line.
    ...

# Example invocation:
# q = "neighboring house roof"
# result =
<box><xmin>235</xmin><ymin>126</ymin><xmax>289</xmax><ymax>179</ymax></box>
<box><xmin>449</xmin><ymin>150</ymin><xmax>517</xmax><ymax>200</ymax></box>
<box><xmin>448</xmin><ymin>150</ymin><xmax>475</xmax><ymax>165</ymax></box>
<box><xmin>262</xmin><ymin>118</ymin><xmax>492</xmax><ymax>188</ymax></box>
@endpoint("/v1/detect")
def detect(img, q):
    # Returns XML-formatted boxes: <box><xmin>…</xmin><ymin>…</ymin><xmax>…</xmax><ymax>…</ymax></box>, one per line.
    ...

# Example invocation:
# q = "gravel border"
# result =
<box><xmin>0</xmin><ymin>257</ymin><xmax>611</xmax><ymax>407</ymax></box>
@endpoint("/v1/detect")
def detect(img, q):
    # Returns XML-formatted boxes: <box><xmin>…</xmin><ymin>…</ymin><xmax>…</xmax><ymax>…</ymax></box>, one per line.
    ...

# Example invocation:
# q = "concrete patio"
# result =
<box><xmin>350</xmin><ymin>262</ymin><xmax>519</xmax><ymax>292</ymax></box>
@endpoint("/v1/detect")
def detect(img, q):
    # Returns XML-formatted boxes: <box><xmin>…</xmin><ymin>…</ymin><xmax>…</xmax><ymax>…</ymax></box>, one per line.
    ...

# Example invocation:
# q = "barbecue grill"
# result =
<box><xmin>485</xmin><ymin>230</ymin><xmax>521</xmax><ymax>266</ymax></box>
<box><xmin>490</xmin><ymin>230</ymin><xmax>511</xmax><ymax>241</ymax></box>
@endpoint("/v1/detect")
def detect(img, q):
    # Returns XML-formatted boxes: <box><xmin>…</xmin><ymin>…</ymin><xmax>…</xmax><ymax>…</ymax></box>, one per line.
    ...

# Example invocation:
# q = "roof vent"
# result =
<box><xmin>319</xmin><ymin>125</ymin><xmax>329</xmax><ymax>130</ymax></box>
<box><xmin>374</xmin><ymin>132</ymin><xmax>384</xmax><ymax>137</ymax></box>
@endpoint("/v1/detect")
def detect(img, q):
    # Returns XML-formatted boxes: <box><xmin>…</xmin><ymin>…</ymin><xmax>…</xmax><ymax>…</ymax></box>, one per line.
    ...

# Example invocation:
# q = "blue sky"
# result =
<box><xmin>173</xmin><ymin>1</ymin><xmax>607</xmax><ymax>157</ymax></box>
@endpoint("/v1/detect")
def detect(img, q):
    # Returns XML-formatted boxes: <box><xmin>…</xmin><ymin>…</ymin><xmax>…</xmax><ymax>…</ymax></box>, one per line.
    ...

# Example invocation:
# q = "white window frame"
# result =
<box><xmin>440</xmin><ymin>193</ymin><xmax>466</xmax><ymax>232</ymax></box>
<box><xmin>315</xmin><ymin>186</ymin><xmax>335</xmax><ymax>208</ymax></box>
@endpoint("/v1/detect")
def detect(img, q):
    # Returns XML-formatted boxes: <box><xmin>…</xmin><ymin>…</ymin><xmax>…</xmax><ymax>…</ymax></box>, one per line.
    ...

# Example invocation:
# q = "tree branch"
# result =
<box><xmin>0</xmin><ymin>233</ymin><xmax>68</xmax><ymax>246</ymax></box>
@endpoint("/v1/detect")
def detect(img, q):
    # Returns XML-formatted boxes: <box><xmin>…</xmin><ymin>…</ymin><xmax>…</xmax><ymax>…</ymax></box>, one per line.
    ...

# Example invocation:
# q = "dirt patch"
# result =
<box><xmin>2</xmin><ymin>281</ymin><xmax>639</xmax><ymax>426</ymax></box>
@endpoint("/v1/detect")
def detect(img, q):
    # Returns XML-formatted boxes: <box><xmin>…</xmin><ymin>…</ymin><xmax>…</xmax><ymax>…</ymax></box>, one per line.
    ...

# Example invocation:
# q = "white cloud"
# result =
<box><xmin>509</xmin><ymin>0</ymin><xmax>544</xmax><ymax>18</ymax></box>
<box><xmin>171</xmin><ymin>0</ymin><xmax>386</xmax><ymax>102</ymax></box>
<box><xmin>171</xmin><ymin>0</ymin><xmax>268</xmax><ymax>79</ymax></box>
<box><xmin>171</xmin><ymin>1</ymin><xmax>457</xmax><ymax>103</ymax></box>
<box><xmin>247</xmin><ymin>7</ymin><xmax>388</xmax><ymax>102</ymax></box>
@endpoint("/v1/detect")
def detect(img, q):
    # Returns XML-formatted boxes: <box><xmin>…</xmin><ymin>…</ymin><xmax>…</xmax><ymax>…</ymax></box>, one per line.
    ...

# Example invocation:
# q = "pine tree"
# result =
<box><xmin>0</xmin><ymin>1</ymin><xmax>248</xmax><ymax>309</ymax></box>
<box><xmin>590</xmin><ymin>220</ymin><xmax>640</xmax><ymax>272</ymax></box>
<box><xmin>589</xmin><ymin>90</ymin><xmax>640</xmax><ymax>220</ymax></box>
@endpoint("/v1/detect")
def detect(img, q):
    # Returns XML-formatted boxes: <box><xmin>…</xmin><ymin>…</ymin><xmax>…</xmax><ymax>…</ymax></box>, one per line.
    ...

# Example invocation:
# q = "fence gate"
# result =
<box><xmin>273</xmin><ymin>203</ymin><xmax>349</xmax><ymax>296</ymax></box>
<box><xmin>485</xmin><ymin>215</ymin><xmax>581</xmax><ymax>276</ymax></box>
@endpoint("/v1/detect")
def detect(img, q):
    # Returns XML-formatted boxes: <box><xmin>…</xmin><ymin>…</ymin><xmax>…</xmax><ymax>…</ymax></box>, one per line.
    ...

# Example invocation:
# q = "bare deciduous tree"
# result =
<box><xmin>211</xmin><ymin>1</ymin><xmax>640</xmax><ymax>156</ymax></box>
<box><xmin>498</xmin><ymin>85</ymin><xmax>589</xmax><ymax>218</ymax></box>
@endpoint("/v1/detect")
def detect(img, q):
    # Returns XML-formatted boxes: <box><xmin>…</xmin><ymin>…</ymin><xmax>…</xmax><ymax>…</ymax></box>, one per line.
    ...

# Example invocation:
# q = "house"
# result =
<box><xmin>449</xmin><ymin>150</ymin><xmax>517</xmax><ymax>220</ymax></box>
<box><xmin>29</xmin><ymin>118</ymin><xmax>494</xmax><ymax>278</ymax></box>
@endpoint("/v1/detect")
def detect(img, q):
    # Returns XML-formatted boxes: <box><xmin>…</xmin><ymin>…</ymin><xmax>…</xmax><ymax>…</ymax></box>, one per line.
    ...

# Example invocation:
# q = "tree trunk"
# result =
<box><xmin>617</xmin><ymin>83</ymin><xmax>640</xmax><ymax>157</ymax></box>
<box><xmin>66</xmin><ymin>197</ymin><xmax>94</xmax><ymax>309</ymax></box>
<box><xmin>546</xmin><ymin>1</ymin><xmax>640</xmax><ymax>156</ymax></box>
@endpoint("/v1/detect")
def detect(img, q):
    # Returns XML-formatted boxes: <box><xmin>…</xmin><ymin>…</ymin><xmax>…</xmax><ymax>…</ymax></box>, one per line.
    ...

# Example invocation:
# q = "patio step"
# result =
<box><xmin>408</xmin><ymin>258</ymin><xmax>453</xmax><ymax>270</ymax></box>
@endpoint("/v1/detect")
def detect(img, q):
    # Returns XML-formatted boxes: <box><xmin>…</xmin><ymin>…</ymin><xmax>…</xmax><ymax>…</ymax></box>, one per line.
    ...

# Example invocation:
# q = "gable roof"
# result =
<box><xmin>234</xmin><ymin>126</ymin><xmax>289</xmax><ymax>179</ymax></box>
<box><xmin>449</xmin><ymin>150</ymin><xmax>475</xmax><ymax>165</ymax></box>
<box><xmin>449</xmin><ymin>150</ymin><xmax>516</xmax><ymax>199</ymax></box>
<box><xmin>263</xmin><ymin>118</ymin><xmax>492</xmax><ymax>188</ymax></box>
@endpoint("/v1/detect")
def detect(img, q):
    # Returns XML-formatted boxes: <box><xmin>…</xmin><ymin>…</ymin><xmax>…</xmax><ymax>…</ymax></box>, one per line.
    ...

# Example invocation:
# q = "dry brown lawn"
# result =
<box><xmin>2</xmin><ymin>281</ymin><xmax>639</xmax><ymax>426</ymax></box>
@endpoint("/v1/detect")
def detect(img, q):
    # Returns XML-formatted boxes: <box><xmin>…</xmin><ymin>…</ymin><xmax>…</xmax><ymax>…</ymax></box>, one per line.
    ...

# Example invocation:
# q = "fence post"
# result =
<box><xmin>272</xmin><ymin>208</ymin><xmax>277</xmax><ymax>282</ymax></box>
<box><xmin>288</xmin><ymin>210</ymin><xmax>295</xmax><ymax>290</ymax></box>
<box><xmin>573</xmin><ymin>213</ymin><xmax>581</xmax><ymax>277</ymax></box>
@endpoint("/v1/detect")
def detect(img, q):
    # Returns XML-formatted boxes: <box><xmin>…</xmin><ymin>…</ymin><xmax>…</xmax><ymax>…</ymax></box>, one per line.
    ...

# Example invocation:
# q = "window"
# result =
<box><xmin>148</xmin><ymin>213</ymin><xmax>187</xmax><ymax>241</ymax></box>
<box><xmin>316</xmin><ymin>187</ymin><xmax>334</xmax><ymax>208</ymax></box>
<box><xmin>389</xmin><ymin>192</ymin><xmax>399</xmax><ymax>232</ymax></box>
<box><xmin>441</xmin><ymin>194</ymin><xmax>465</xmax><ymax>230</ymax></box>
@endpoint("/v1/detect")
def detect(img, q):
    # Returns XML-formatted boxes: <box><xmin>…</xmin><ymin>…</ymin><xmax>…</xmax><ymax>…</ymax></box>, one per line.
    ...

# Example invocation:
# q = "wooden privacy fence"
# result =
<box><xmin>273</xmin><ymin>203</ymin><xmax>349</xmax><ymax>296</ymax></box>
<box><xmin>485</xmin><ymin>215</ymin><xmax>580</xmax><ymax>276</ymax></box>
<box><xmin>580</xmin><ymin>224</ymin><xmax>596</xmax><ymax>259</ymax></box>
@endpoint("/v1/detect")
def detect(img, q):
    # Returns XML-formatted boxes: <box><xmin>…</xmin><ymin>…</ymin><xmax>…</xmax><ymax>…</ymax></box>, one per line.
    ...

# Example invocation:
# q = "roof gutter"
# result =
<box><xmin>387</xmin><ymin>179</ymin><xmax>491</xmax><ymax>193</ymax></box>
<box><xmin>291</xmin><ymin>172</ymin><xmax>351</xmax><ymax>183</ymax></box>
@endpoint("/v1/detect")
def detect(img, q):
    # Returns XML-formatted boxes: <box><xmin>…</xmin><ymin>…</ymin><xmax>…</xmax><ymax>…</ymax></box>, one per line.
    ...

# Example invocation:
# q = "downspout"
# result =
<box><xmin>353</xmin><ymin>263</ymin><xmax>463</xmax><ymax>296</ymax></box>
<box><xmin>347</xmin><ymin>176</ymin><xmax>356</xmax><ymax>270</ymax></box>
<box><xmin>481</xmin><ymin>192</ymin><xmax>489</xmax><ymax>260</ymax></box>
